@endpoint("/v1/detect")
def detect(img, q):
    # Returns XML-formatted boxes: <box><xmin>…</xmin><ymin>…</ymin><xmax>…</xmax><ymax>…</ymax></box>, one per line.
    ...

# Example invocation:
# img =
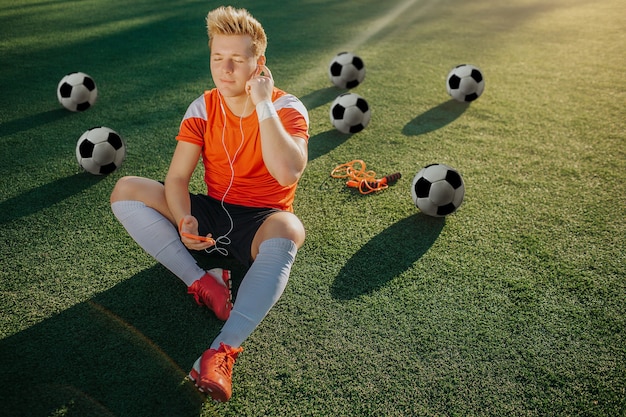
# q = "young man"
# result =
<box><xmin>110</xmin><ymin>6</ymin><xmax>309</xmax><ymax>402</ymax></box>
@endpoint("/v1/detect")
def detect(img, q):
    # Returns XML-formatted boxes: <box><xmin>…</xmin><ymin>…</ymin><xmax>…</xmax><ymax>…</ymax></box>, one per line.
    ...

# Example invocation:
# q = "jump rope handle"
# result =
<box><xmin>360</xmin><ymin>172</ymin><xmax>402</xmax><ymax>188</ymax></box>
<box><xmin>380</xmin><ymin>172</ymin><xmax>402</xmax><ymax>185</ymax></box>
<box><xmin>345</xmin><ymin>172</ymin><xmax>402</xmax><ymax>194</ymax></box>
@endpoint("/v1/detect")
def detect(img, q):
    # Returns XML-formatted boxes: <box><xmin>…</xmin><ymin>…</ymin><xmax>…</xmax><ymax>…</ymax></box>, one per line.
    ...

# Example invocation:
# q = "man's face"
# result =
<box><xmin>210</xmin><ymin>34</ymin><xmax>258</xmax><ymax>98</ymax></box>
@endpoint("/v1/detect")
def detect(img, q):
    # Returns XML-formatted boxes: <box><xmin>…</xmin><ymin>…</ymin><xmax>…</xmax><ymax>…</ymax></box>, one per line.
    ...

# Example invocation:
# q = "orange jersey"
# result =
<box><xmin>176</xmin><ymin>88</ymin><xmax>309</xmax><ymax>212</ymax></box>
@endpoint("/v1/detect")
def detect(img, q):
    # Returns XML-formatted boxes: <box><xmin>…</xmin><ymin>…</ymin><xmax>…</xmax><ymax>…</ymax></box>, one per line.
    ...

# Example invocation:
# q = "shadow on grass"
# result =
<box><xmin>0</xmin><ymin>265</ymin><xmax>228</xmax><ymax>417</ymax></box>
<box><xmin>0</xmin><ymin>173</ymin><xmax>102</xmax><ymax>225</ymax></box>
<box><xmin>0</xmin><ymin>108</ymin><xmax>69</xmax><ymax>138</ymax></box>
<box><xmin>307</xmin><ymin>128</ymin><xmax>353</xmax><ymax>161</ymax></box>
<box><xmin>300</xmin><ymin>86</ymin><xmax>343</xmax><ymax>111</ymax></box>
<box><xmin>331</xmin><ymin>213</ymin><xmax>445</xmax><ymax>300</ymax></box>
<box><xmin>402</xmin><ymin>99</ymin><xmax>468</xmax><ymax>136</ymax></box>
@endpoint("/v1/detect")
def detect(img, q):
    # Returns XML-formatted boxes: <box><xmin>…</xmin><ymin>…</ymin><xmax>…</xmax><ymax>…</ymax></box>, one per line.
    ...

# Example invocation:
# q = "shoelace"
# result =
<box><xmin>215</xmin><ymin>354</ymin><xmax>235</xmax><ymax>376</ymax></box>
<box><xmin>214</xmin><ymin>345</ymin><xmax>243</xmax><ymax>376</ymax></box>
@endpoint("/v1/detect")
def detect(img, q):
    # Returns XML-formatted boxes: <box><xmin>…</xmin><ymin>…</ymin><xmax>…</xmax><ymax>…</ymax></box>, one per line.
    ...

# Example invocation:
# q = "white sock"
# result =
<box><xmin>210</xmin><ymin>238</ymin><xmax>297</xmax><ymax>349</ymax></box>
<box><xmin>111</xmin><ymin>200</ymin><xmax>205</xmax><ymax>286</ymax></box>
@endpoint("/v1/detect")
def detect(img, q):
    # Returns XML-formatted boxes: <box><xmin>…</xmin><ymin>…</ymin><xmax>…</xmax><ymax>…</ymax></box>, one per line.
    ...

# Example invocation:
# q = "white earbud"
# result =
<box><xmin>218</xmin><ymin>90</ymin><xmax>226</xmax><ymax>119</ymax></box>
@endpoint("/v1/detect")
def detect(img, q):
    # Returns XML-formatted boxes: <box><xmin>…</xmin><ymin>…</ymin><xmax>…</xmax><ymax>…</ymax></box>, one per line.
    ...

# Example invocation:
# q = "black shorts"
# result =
<box><xmin>190</xmin><ymin>194</ymin><xmax>280</xmax><ymax>266</ymax></box>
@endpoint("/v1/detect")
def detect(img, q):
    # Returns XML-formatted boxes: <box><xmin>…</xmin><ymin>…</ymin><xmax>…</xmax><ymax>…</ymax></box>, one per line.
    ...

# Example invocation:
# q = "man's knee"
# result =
<box><xmin>110</xmin><ymin>176</ymin><xmax>164</xmax><ymax>206</ymax></box>
<box><xmin>275</xmin><ymin>212</ymin><xmax>305</xmax><ymax>245</ymax></box>
<box><xmin>253</xmin><ymin>212</ymin><xmax>305</xmax><ymax>256</ymax></box>
<box><xmin>110</xmin><ymin>176</ymin><xmax>136</xmax><ymax>203</ymax></box>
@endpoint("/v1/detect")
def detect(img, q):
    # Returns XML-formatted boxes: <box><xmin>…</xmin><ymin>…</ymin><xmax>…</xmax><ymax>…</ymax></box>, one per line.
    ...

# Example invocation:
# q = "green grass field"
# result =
<box><xmin>1</xmin><ymin>0</ymin><xmax>625</xmax><ymax>416</ymax></box>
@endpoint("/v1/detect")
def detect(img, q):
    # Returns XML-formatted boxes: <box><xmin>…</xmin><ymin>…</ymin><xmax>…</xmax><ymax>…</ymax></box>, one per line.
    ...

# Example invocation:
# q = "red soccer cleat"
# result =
<box><xmin>187</xmin><ymin>268</ymin><xmax>232</xmax><ymax>320</ymax></box>
<box><xmin>188</xmin><ymin>343</ymin><xmax>244</xmax><ymax>402</ymax></box>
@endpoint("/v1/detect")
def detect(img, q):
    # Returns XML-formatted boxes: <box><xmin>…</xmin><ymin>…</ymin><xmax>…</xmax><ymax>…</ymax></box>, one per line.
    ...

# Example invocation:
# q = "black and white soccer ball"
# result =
<box><xmin>446</xmin><ymin>64</ymin><xmax>485</xmax><ymax>103</ymax></box>
<box><xmin>328</xmin><ymin>52</ymin><xmax>366</xmax><ymax>89</ymax></box>
<box><xmin>411</xmin><ymin>164</ymin><xmax>465</xmax><ymax>217</ymax></box>
<box><xmin>57</xmin><ymin>72</ymin><xmax>98</xmax><ymax>112</ymax></box>
<box><xmin>76</xmin><ymin>127</ymin><xmax>126</xmax><ymax>175</ymax></box>
<box><xmin>329</xmin><ymin>92</ymin><xmax>371</xmax><ymax>134</ymax></box>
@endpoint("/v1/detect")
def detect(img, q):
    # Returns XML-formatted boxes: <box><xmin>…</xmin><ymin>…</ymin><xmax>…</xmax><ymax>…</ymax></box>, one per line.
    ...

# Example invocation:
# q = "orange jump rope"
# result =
<box><xmin>331</xmin><ymin>159</ymin><xmax>401</xmax><ymax>194</ymax></box>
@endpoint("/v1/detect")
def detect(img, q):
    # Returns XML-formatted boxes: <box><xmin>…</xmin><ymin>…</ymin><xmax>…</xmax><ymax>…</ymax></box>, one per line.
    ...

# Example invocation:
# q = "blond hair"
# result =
<box><xmin>206</xmin><ymin>6</ymin><xmax>267</xmax><ymax>58</ymax></box>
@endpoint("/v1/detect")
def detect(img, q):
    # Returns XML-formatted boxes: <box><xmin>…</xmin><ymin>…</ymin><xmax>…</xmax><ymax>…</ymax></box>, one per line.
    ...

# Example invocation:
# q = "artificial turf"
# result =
<box><xmin>1</xmin><ymin>0</ymin><xmax>624</xmax><ymax>416</ymax></box>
